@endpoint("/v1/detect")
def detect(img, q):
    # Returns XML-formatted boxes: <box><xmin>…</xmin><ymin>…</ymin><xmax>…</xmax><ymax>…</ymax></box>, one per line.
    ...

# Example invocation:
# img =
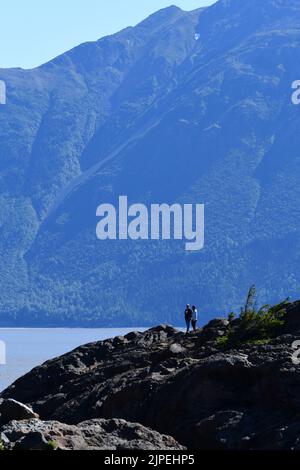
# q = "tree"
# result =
<box><xmin>241</xmin><ymin>285</ymin><xmax>256</xmax><ymax>317</ymax></box>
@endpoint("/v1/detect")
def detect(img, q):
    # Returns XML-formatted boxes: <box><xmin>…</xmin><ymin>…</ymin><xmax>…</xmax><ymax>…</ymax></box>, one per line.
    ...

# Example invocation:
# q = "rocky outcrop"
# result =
<box><xmin>198</xmin><ymin>318</ymin><xmax>230</xmax><ymax>342</ymax></box>
<box><xmin>2</xmin><ymin>302</ymin><xmax>300</xmax><ymax>449</ymax></box>
<box><xmin>0</xmin><ymin>399</ymin><xmax>39</xmax><ymax>425</ymax></box>
<box><xmin>0</xmin><ymin>418</ymin><xmax>184</xmax><ymax>450</ymax></box>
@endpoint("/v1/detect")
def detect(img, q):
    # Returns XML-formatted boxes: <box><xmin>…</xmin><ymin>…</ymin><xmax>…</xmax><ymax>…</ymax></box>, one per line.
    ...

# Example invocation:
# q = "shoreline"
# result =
<box><xmin>0</xmin><ymin>327</ymin><xmax>148</xmax><ymax>330</ymax></box>
<box><xmin>0</xmin><ymin>325</ymin><xmax>184</xmax><ymax>331</ymax></box>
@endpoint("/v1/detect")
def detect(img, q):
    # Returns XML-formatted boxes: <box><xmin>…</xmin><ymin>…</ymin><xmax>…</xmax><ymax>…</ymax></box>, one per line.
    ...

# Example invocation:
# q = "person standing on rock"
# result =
<box><xmin>184</xmin><ymin>304</ymin><xmax>193</xmax><ymax>333</ymax></box>
<box><xmin>191</xmin><ymin>306</ymin><xmax>198</xmax><ymax>332</ymax></box>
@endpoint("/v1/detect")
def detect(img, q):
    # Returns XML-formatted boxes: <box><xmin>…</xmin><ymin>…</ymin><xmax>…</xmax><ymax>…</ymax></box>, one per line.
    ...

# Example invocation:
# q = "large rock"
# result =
<box><xmin>199</xmin><ymin>318</ymin><xmax>230</xmax><ymax>342</ymax></box>
<box><xmin>13</xmin><ymin>431</ymin><xmax>50</xmax><ymax>451</ymax></box>
<box><xmin>0</xmin><ymin>418</ymin><xmax>184</xmax><ymax>450</ymax></box>
<box><xmin>0</xmin><ymin>399</ymin><xmax>39</xmax><ymax>425</ymax></box>
<box><xmin>2</xmin><ymin>319</ymin><xmax>300</xmax><ymax>449</ymax></box>
<box><xmin>285</xmin><ymin>302</ymin><xmax>300</xmax><ymax>333</ymax></box>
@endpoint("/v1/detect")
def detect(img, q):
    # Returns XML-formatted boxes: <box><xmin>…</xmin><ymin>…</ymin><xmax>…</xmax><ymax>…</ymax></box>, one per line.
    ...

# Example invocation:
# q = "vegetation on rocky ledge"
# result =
<box><xmin>218</xmin><ymin>286</ymin><xmax>289</xmax><ymax>349</ymax></box>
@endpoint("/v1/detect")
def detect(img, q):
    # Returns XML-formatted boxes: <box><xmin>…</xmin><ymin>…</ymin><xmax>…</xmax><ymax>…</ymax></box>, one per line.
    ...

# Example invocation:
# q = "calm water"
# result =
<box><xmin>0</xmin><ymin>328</ymin><xmax>146</xmax><ymax>392</ymax></box>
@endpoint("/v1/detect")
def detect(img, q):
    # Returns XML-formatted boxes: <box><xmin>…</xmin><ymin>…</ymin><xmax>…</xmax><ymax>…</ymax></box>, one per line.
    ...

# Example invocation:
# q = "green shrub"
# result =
<box><xmin>244</xmin><ymin>338</ymin><xmax>272</xmax><ymax>346</ymax></box>
<box><xmin>46</xmin><ymin>440</ymin><xmax>57</xmax><ymax>451</ymax></box>
<box><xmin>218</xmin><ymin>287</ymin><xmax>288</xmax><ymax>349</ymax></box>
<box><xmin>216</xmin><ymin>335</ymin><xmax>230</xmax><ymax>348</ymax></box>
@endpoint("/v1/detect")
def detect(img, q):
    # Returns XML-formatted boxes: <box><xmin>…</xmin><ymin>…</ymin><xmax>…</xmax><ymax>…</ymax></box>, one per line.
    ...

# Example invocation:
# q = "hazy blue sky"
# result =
<box><xmin>0</xmin><ymin>0</ymin><xmax>215</xmax><ymax>69</ymax></box>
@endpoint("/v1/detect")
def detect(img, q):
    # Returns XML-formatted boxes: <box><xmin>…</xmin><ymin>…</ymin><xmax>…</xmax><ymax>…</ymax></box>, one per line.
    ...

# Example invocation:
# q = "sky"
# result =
<box><xmin>0</xmin><ymin>0</ymin><xmax>215</xmax><ymax>69</ymax></box>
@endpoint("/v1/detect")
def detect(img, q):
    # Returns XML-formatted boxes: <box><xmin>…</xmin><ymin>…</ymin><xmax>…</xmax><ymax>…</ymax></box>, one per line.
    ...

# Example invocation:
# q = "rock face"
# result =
<box><xmin>2</xmin><ymin>302</ymin><xmax>300</xmax><ymax>450</ymax></box>
<box><xmin>0</xmin><ymin>419</ymin><xmax>184</xmax><ymax>451</ymax></box>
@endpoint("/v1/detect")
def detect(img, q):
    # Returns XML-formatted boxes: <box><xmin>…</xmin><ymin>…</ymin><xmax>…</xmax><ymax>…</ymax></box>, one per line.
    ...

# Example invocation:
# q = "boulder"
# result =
<box><xmin>199</xmin><ymin>318</ymin><xmax>230</xmax><ymax>342</ymax></box>
<box><xmin>0</xmin><ymin>418</ymin><xmax>185</xmax><ymax>450</ymax></box>
<box><xmin>0</xmin><ymin>399</ymin><xmax>39</xmax><ymax>425</ymax></box>
<box><xmin>169</xmin><ymin>343</ymin><xmax>185</xmax><ymax>355</ymax></box>
<box><xmin>285</xmin><ymin>301</ymin><xmax>300</xmax><ymax>333</ymax></box>
<box><xmin>14</xmin><ymin>431</ymin><xmax>50</xmax><ymax>450</ymax></box>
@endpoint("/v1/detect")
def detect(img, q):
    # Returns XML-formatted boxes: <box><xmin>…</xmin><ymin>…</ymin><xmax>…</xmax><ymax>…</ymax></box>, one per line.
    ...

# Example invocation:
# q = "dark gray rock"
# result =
<box><xmin>204</xmin><ymin>319</ymin><xmax>230</xmax><ymax>330</ymax></box>
<box><xmin>285</xmin><ymin>302</ymin><xmax>300</xmax><ymax>333</ymax></box>
<box><xmin>2</xmin><ymin>318</ymin><xmax>300</xmax><ymax>450</ymax></box>
<box><xmin>0</xmin><ymin>419</ymin><xmax>184</xmax><ymax>451</ymax></box>
<box><xmin>0</xmin><ymin>399</ymin><xmax>39</xmax><ymax>425</ymax></box>
<box><xmin>14</xmin><ymin>431</ymin><xmax>50</xmax><ymax>451</ymax></box>
<box><xmin>195</xmin><ymin>411</ymin><xmax>245</xmax><ymax>450</ymax></box>
<box><xmin>199</xmin><ymin>318</ymin><xmax>230</xmax><ymax>342</ymax></box>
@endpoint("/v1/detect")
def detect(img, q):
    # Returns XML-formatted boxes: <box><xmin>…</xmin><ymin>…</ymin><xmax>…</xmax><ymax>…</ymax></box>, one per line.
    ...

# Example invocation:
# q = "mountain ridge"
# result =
<box><xmin>0</xmin><ymin>0</ymin><xmax>300</xmax><ymax>326</ymax></box>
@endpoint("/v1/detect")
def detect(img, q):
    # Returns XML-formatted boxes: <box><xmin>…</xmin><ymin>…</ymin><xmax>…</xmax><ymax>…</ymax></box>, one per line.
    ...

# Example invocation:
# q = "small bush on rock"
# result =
<box><xmin>46</xmin><ymin>440</ymin><xmax>57</xmax><ymax>451</ymax></box>
<box><xmin>217</xmin><ymin>287</ymin><xmax>288</xmax><ymax>349</ymax></box>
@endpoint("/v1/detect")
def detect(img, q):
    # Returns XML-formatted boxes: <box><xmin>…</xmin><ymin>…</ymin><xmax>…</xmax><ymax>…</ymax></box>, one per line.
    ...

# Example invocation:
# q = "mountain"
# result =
<box><xmin>2</xmin><ymin>300</ymin><xmax>300</xmax><ymax>449</ymax></box>
<box><xmin>0</xmin><ymin>0</ymin><xmax>300</xmax><ymax>326</ymax></box>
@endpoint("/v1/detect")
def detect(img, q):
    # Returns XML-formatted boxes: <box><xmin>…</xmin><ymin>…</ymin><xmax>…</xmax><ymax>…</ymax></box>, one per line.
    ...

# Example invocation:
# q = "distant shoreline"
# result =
<box><xmin>0</xmin><ymin>327</ymin><xmax>145</xmax><ymax>329</ymax></box>
<box><xmin>0</xmin><ymin>326</ymin><xmax>183</xmax><ymax>330</ymax></box>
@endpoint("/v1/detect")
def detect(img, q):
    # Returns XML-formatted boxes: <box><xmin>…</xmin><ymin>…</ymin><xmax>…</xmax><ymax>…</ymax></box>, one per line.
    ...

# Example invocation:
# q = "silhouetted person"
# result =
<box><xmin>184</xmin><ymin>304</ymin><xmax>193</xmax><ymax>333</ymax></box>
<box><xmin>191</xmin><ymin>305</ymin><xmax>198</xmax><ymax>332</ymax></box>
